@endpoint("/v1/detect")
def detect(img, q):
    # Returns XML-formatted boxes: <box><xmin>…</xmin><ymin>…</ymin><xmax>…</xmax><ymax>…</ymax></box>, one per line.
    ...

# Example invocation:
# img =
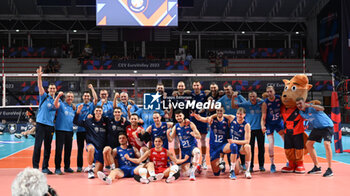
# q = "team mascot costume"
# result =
<box><xmin>280</xmin><ymin>74</ymin><xmax>318</xmax><ymax>173</ymax></box>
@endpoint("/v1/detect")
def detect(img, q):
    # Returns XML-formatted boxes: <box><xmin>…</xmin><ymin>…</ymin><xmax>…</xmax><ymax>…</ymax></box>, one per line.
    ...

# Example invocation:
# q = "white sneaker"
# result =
<box><xmin>156</xmin><ymin>173</ymin><xmax>164</xmax><ymax>181</ymax></box>
<box><xmin>14</xmin><ymin>133</ymin><xmax>22</xmax><ymax>139</ymax></box>
<box><xmin>189</xmin><ymin>172</ymin><xmax>196</xmax><ymax>181</ymax></box>
<box><xmin>88</xmin><ymin>169</ymin><xmax>95</xmax><ymax>179</ymax></box>
<box><xmin>166</xmin><ymin>176</ymin><xmax>176</xmax><ymax>183</ymax></box>
<box><xmin>202</xmin><ymin>162</ymin><xmax>208</xmax><ymax>170</ymax></box>
<box><xmin>245</xmin><ymin>171</ymin><xmax>252</xmax><ymax>179</ymax></box>
<box><xmin>84</xmin><ymin>167</ymin><xmax>91</xmax><ymax>173</ymax></box>
<box><xmin>140</xmin><ymin>177</ymin><xmax>150</xmax><ymax>184</ymax></box>
<box><xmin>97</xmin><ymin>171</ymin><xmax>111</xmax><ymax>184</ymax></box>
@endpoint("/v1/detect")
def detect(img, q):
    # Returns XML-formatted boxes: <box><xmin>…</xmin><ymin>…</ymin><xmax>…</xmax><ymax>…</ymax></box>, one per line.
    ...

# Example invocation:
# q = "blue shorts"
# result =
<box><xmin>86</xmin><ymin>143</ymin><xmax>104</xmax><ymax>164</ymax></box>
<box><xmin>119</xmin><ymin>165</ymin><xmax>137</xmax><ymax>177</ymax></box>
<box><xmin>210</xmin><ymin>143</ymin><xmax>227</xmax><ymax>162</ymax></box>
<box><xmin>266</xmin><ymin>121</ymin><xmax>284</xmax><ymax>135</ymax></box>
<box><xmin>181</xmin><ymin>145</ymin><xmax>197</xmax><ymax>164</ymax></box>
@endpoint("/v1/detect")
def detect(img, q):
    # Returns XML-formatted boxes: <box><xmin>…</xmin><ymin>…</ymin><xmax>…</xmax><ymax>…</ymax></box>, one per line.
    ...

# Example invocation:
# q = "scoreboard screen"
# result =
<box><xmin>96</xmin><ymin>0</ymin><xmax>178</xmax><ymax>27</ymax></box>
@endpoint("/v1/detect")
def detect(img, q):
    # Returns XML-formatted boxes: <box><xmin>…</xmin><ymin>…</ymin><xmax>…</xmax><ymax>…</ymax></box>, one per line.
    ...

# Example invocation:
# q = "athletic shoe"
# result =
<box><xmin>55</xmin><ymin>169</ymin><xmax>63</xmax><ymax>175</ymax></box>
<box><xmin>84</xmin><ymin>167</ymin><xmax>91</xmax><ymax>173</ymax></box>
<box><xmin>259</xmin><ymin>166</ymin><xmax>266</xmax><ymax>172</ymax></box>
<box><xmin>76</xmin><ymin>167</ymin><xmax>83</xmax><ymax>173</ymax></box>
<box><xmin>64</xmin><ymin>168</ymin><xmax>74</xmax><ymax>173</ymax></box>
<box><xmin>196</xmin><ymin>165</ymin><xmax>202</xmax><ymax>175</ymax></box>
<box><xmin>42</xmin><ymin>168</ymin><xmax>53</xmax><ymax>175</ymax></box>
<box><xmin>219</xmin><ymin>162</ymin><xmax>226</xmax><ymax>173</ymax></box>
<box><xmin>165</xmin><ymin>176</ymin><xmax>176</xmax><ymax>183</ymax></box>
<box><xmin>189</xmin><ymin>172</ymin><xmax>196</xmax><ymax>181</ymax></box>
<box><xmin>323</xmin><ymin>168</ymin><xmax>333</xmax><ymax>177</ymax></box>
<box><xmin>88</xmin><ymin>169</ymin><xmax>95</xmax><ymax>179</ymax></box>
<box><xmin>307</xmin><ymin>166</ymin><xmax>322</xmax><ymax>174</ymax></box>
<box><xmin>14</xmin><ymin>133</ymin><xmax>22</xmax><ymax>139</ymax></box>
<box><xmin>202</xmin><ymin>161</ymin><xmax>208</xmax><ymax>170</ymax></box>
<box><xmin>105</xmin><ymin>165</ymin><xmax>111</xmax><ymax>171</ymax></box>
<box><xmin>148</xmin><ymin>176</ymin><xmax>157</xmax><ymax>182</ymax></box>
<box><xmin>270</xmin><ymin>164</ymin><xmax>276</xmax><ymax>173</ymax></box>
<box><xmin>97</xmin><ymin>171</ymin><xmax>112</xmax><ymax>185</ymax></box>
<box><xmin>140</xmin><ymin>177</ymin><xmax>150</xmax><ymax>184</ymax></box>
<box><xmin>245</xmin><ymin>171</ymin><xmax>252</xmax><ymax>179</ymax></box>
<box><xmin>294</xmin><ymin>161</ymin><xmax>305</xmax><ymax>174</ymax></box>
<box><xmin>229</xmin><ymin>170</ymin><xmax>236</xmax><ymax>180</ymax></box>
<box><xmin>156</xmin><ymin>173</ymin><xmax>164</xmax><ymax>181</ymax></box>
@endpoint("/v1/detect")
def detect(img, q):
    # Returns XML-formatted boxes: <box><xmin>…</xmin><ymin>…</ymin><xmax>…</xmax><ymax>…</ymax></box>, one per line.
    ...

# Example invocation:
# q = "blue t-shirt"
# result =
<box><xmin>36</xmin><ymin>92</ymin><xmax>57</xmax><ymax>126</ymax></box>
<box><xmin>238</xmin><ymin>100</ymin><xmax>263</xmax><ymax>130</ymax></box>
<box><xmin>117</xmin><ymin>102</ymin><xmax>139</xmax><ymax>120</ymax></box>
<box><xmin>76</xmin><ymin>102</ymin><xmax>95</xmax><ymax>132</ymax></box>
<box><xmin>229</xmin><ymin>119</ymin><xmax>248</xmax><ymax>141</ymax></box>
<box><xmin>116</xmin><ymin>146</ymin><xmax>137</xmax><ymax>167</ymax></box>
<box><xmin>175</xmin><ymin>123</ymin><xmax>197</xmax><ymax>149</ymax></box>
<box><xmin>136</xmin><ymin>109</ymin><xmax>164</xmax><ymax>129</ymax></box>
<box><xmin>150</xmin><ymin>122</ymin><xmax>169</xmax><ymax>149</ymax></box>
<box><xmin>264</xmin><ymin>95</ymin><xmax>283</xmax><ymax>125</ymax></box>
<box><xmin>299</xmin><ymin>107</ymin><xmax>334</xmax><ymax>129</ymax></box>
<box><xmin>209</xmin><ymin>117</ymin><xmax>229</xmax><ymax>148</ymax></box>
<box><xmin>55</xmin><ymin>100</ymin><xmax>75</xmax><ymax>131</ymax></box>
<box><xmin>217</xmin><ymin>95</ymin><xmax>246</xmax><ymax>115</ymax></box>
<box><xmin>97</xmin><ymin>100</ymin><xmax>114</xmax><ymax>119</ymax></box>
<box><xmin>73</xmin><ymin>114</ymin><xmax>108</xmax><ymax>150</ymax></box>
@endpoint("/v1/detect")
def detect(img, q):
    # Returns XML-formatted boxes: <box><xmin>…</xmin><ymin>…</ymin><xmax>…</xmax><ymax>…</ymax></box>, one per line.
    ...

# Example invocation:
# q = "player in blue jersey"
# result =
<box><xmin>74</xmin><ymin>105</ymin><xmax>109</xmax><ymax>179</ymax></box>
<box><xmin>144</xmin><ymin>112</ymin><xmax>173</xmax><ymax>149</ymax></box>
<box><xmin>191</xmin><ymin>106</ymin><xmax>233</xmax><ymax>176</ymax></box>
<box><xmin>97</xmin><ymin>132</ymin><xmax>150</xmax><ymax>185</ymax></box>
<box><xmin>296</xmin><ymin>97</ymin><xmax>334</xmax><ymax>177</ymax></box>
<box><xmin>227</xmin><ymin>107</ymin><xmax>252</xmax><ymax>180</ymax></box>
<box><xmin>53</xmin><ymin>91</ymin><xmax>76</xmax><ymax>175</ymax></box>
<box><xmin>170</xmin><ymin>110</ymin><xmax>201</xmax><ymax>181</ymax></box>
<box><xmin>75</xmin><ymin>84</ymin><xmax>98</xmax><ymax>172</ymax></box>
<box><xmin>103</xmin><ymin>107</ymin><xmax>131</xmax><ymax>171</ymax></box>
<box><xmin>136</xmin><ymin>108</ymin><xmax>165</xmax><ymax>130</ymax></box>
<box><xmin>189</xmin><ymin>81</ymin><xmax>209</xmax><ymax>169</ymax></box>
<box><xmin>33</xmin><ymin>66</ymin><xmax>57</xmax><ymax>174</ymax></box>
<box><xmin>232</xmin><ymin>91</ymin><xmax>265</xmax><ymax>172</ymax></box>
<box><xmin>261</xmin><ymin>86</ymin><xmax>284</xmax><ymax>173</ymax></box>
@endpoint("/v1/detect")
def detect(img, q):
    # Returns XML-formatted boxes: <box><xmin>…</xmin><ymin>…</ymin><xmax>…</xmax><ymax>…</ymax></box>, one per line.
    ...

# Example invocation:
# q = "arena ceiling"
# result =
<box><xmin>0</xmin><ymin>0</ymin><xmax>329</xmax><ymax>22</ymax></box>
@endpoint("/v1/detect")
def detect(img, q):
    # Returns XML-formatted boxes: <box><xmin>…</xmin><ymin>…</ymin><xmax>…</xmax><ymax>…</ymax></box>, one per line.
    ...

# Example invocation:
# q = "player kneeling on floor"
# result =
<box><xmin>97</xmin><ymin>132</ymin><xmax>149</xmax><ymax>185</ymax></box>
<box><xmin>125</xmin><ymin>136</ymin><xmax>189</xmax><ymax>183</ymax></box>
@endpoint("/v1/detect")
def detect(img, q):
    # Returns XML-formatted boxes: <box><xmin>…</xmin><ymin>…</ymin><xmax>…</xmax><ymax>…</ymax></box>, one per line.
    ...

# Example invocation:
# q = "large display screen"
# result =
<box><xmin>96</xmin><ymin>0</ymin><xmax>178</xmax><ymax>26</ymax></box>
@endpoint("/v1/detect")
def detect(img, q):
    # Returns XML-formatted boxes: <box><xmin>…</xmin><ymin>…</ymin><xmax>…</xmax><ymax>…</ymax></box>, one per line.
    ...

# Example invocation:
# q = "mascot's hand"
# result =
<box><xmin>307</xmin><ymin>100</ymin><xmax>321</xmax><ymax>105</ymax></box>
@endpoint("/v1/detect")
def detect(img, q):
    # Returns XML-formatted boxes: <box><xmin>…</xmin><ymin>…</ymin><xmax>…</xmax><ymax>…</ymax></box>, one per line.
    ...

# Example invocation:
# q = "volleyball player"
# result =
<box><xmin>126</xmin><ymin>114</ymin><xmax>148</xmax><ymax>155</ymax></box>
<box><xmin>97</xmin><ymin>132</ymin><xmax>149</xmax><ymax>185</ymax></box>
<box><xmin>170</xmin><ymin>110</ymin><xmax>201</xmax><ymax>181</ymax></box>
<box><xmin>261</xmin><ymin>86</ymin><xmax>284</xmax><ymax>173</ymax></box>
<box><xmin>125</xmin><ymin>137</ymin><xmax>189</xmax><ymax>183</ymax></box>
<box><xmin>73</xmin><ymin>105</ymin><xmax>108</xmax><ymax>179</ymax></box>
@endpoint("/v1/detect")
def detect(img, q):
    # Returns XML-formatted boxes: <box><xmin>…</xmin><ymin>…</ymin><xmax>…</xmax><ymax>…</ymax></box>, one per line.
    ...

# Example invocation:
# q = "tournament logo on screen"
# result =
<box><xmin>128</xmin><ymin>0</ymin><xmax>148</xmax><ymax>13</ymax></box>
<box><xmin>97</xmin><ymin>0</ymin><xmax>178</xmax><ymax>26</ymax></box>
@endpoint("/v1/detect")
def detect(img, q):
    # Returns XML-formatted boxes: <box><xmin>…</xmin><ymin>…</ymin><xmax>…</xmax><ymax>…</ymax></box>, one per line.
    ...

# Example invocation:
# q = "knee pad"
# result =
<box><xmin>200</xmin><ymin>136</ymin><xmax>207</xmax><ymax>147</ymax></box>
<box><xmin>230</xmin><ymin>143</ymin><xmax>238</xmax><ymax>154</ymax></box>
<box><xmin>139</xmin><ymin>168</ymin><xmax>147</xmax><ymax>176</ymax></box>
<box><xmin>170</xmin><ymin>165</ymin><xmax>179</xmax><ymax>173</ymax></box>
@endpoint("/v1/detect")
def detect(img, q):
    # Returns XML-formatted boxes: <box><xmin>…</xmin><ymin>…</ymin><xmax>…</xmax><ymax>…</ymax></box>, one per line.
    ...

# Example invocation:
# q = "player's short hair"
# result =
<box><xmin>67</xmin><ymin>91</ymin><xmax>74</xmax><ymax>95</ymax></box>
<box><xmin>154</xmin><ymin>136</ymin><xmax>163</xmax><ymax>142</ymax></box>
<box><xmin>237</xmin><ymin>107</ymin><xmax>246</xmax><ymax>114</ymax></box>
<box><xmin>48</xmin><ymin>83</ymin><xmax>56</xmax><ymax>87</ymax></box>
<box><xmin>157</xmin><ymin>83</ymin><xmax>164</xmax><ymax>87</ymax></box>
<box><xmin>130</xmin><ymin>113</ymin><xmax>139</xmax><ymax>119</ymax></box>
<box><xmin>192</xmin><ymin>80</ymin><xmax>201</xmax><ymax>84</ymax></box>
<box><xmin>210</xmin><ymin>82</ymin><xmax>218</xmax><ymax>86</ymax></box>
<box><xmin>118</xmin><ymin>131</ymin><xmax>127</xmax><ymax>138</ymax></box>
<box><xmin>296</xmin><ymin>97</ymin><xmax>305</xmax><ymax>102</ymax></box>
<box><xmin>174</xmin><ymin>110</ymin><xmax>183</xmax><ymax>115</ymax></box>
<box><xmin>83</xmin><ymin>90</ymin><xmax>91</xmax><ymax>95</ymax></box>
<box><xmin>153</xmin><ymin>111</ymin><xmax>161</xmax><ymax>116</ymax></box>
<box><xmin>248</xmin><ymin>91</ymin><xmax>257</xmax><ymax>96</ymax></box>
<box><xmin>95</xmin><ymin>106</ymin><xmax>103</xmax><ymax>110</ymax></box>
<box><xmin>266</xmin><ymin>86</ymin><xmax>275</xmax><ymax>90</ymax></box>
<box><xmin>224</xmin><ymin>83</ymin><xmax>232</xmax><ymax>88</ymax></box>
